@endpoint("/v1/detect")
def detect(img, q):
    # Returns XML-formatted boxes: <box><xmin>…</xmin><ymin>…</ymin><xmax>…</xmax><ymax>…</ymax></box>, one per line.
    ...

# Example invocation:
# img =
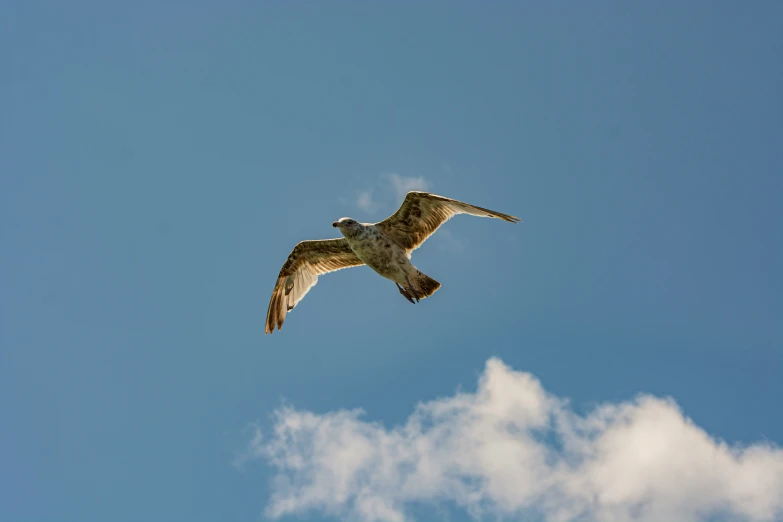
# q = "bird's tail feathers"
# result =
<box><xmin>411</xmin><ymin>271</ymin><xmax>441</xmax><ymax>298</ymax></box>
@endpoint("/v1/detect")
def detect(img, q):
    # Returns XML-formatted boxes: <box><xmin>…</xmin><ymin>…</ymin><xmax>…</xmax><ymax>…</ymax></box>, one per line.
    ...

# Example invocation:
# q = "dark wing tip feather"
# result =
<box><xmin>265</xmin><ymin>275</ymin><xmax>292</xmax><ymax>335</ymax></box>
<box><xmin>264</xmin><ymin>282</ymin><xmax>283</xmax><ymax>334</ymax></box>
<box><xmin>495</xmin><ymin>211</ymin><xmax>521</xmax><ymax>224</ymax></box>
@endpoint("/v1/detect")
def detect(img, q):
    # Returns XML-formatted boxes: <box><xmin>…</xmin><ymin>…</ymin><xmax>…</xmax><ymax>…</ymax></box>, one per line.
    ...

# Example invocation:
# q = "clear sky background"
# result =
<box><xmin>2</xmin><ymin>2</ymin><xmax>782</xmax><ymax>522</ymax></box>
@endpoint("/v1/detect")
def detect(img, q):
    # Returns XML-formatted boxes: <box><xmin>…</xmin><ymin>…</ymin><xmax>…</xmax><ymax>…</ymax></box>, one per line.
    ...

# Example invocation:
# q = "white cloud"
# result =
<box><xmin>384</xmin><ymin>173</ymin><xmax>430</xmax><ymax>203</ymax></box>
<box><xmin>241</xmin><ymin>358</ymin><xmax>783</xmax><ymax>522</ymax></box>
<box><xmin>355</xmin><ymin>189</ymin><xmax>380</xmax><ymax>213</ymax></box>
<box><xmin>350</xmin><ymin>173</ymin><xmax>432</xmax><ymax>214</ymax></box>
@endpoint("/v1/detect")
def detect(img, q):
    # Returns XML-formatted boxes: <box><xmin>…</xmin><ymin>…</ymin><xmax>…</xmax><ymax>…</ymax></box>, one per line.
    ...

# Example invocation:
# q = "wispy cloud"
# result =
<box><xmin>350</xmin><ymin>173</ymin><xmax>432</xmax><ymax>215</ymax></box>
<box><xmin>384</xmin><ymin>173</ymin><xmax>430</xmax><ymax>204</ymax></box>
<box><xmin>355</xmin><ymin>189</ymin><xmax>380</xmax><ymax>213</ymax></box>
<box><xmin>240</xmin><ymin>358</ymin><xmax>783</xmax><ymax>522</ymax></box>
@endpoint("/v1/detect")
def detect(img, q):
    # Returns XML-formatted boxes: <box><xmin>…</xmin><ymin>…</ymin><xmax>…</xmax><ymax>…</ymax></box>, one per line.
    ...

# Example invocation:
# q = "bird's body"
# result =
<box><xmin>339</xmin><ymin>223</ymin><xmax>401</xmax><ymax>278</ymax></box>
<box><xmin>340</xmin><ymin>222</ymin><xmax>440</xmax><ymax>302</ymax></box>
<box><xmin>265</xmin><ymin>191</ymin><xmax>520</xmax><ymax>334</ymax></box>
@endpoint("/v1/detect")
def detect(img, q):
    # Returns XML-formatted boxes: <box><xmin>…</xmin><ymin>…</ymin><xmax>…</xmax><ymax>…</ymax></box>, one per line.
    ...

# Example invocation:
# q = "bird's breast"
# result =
<box><xmin>347</xmin><ymin>229</ymin><xmax>407</xmax><ymax>278</ymax></box>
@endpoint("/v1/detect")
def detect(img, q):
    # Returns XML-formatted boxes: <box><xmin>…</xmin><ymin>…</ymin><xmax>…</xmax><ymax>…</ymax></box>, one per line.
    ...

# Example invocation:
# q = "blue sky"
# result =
<box><xmin>2</xmin><ymin>2</ymin><xmax>782</xmax><ymax>521</ymax></box>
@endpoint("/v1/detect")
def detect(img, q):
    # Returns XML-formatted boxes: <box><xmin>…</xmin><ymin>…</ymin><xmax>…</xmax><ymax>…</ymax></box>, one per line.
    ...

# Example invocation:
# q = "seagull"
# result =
<box><xmin>265</xmin><ymin>191</ymin><xmax>520</xmax><ymax>334</ymax></box>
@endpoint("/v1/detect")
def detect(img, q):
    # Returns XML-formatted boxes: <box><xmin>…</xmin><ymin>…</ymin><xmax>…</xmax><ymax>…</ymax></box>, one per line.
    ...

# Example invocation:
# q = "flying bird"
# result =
<box><xmin>265</xmin><ymin>191</ymin><xmax>520</xmax><ymax>334</ymax></box>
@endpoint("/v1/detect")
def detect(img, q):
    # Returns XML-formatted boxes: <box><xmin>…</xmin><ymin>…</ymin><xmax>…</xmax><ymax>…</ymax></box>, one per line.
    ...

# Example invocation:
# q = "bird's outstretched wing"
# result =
<box><xmin>265</xmin><ymin>238</ymin><xmax>364</xmax><ymax>334</ymax></box>
<box><xmin>374</xmin><ymin>191</ymin><xmax>520</xmax><ymax>253</ymax></box>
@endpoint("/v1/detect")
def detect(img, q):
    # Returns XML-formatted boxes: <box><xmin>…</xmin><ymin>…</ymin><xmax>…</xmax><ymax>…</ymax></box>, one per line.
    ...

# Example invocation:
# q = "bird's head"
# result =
<box><xmin>332</xmin><ymin>217</ymin><xmax>361</xmax><ymax>236</ymax></box>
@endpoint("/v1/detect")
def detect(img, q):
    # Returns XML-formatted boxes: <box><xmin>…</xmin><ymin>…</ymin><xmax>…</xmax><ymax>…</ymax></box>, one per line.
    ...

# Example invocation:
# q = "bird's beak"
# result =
<box><xmin>332</xmin><ymin>222</ymin><xmax>338</xmax><ymax>228</ymax></box>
